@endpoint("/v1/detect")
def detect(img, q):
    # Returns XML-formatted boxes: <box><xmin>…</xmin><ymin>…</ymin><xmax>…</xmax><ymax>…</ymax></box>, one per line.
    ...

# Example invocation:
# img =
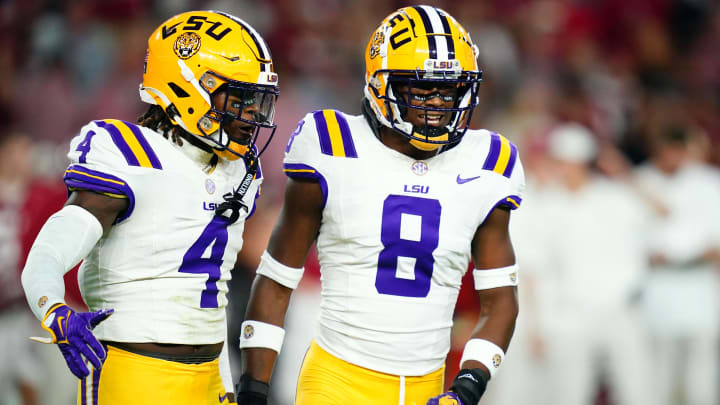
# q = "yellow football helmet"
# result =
<box><xmin>364</xmin><ymin>6</ymin><xmax>482</xmax><ymax>151</ymax></box>
<box><xmin>140</xmin><ymin>10</ymin><xmax>279</xmax><ymax>160</ymax></box>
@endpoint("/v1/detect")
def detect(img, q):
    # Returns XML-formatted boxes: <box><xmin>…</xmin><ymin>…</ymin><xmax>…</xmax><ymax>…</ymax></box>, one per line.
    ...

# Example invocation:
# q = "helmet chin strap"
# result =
<box><xmin>214</xmin><ymin>146</ymin><xmax>258</xmax><ymax>224</ymax></box>
<box><xmin>215</xmin><ymin>141</ymin><xmax>248</xmax><ymax>161</ymax></box>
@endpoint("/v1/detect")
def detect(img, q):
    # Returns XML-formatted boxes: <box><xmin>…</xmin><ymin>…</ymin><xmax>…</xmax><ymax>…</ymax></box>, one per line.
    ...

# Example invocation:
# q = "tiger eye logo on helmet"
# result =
<box><xmin>174</xmin><ymin>32</ymin><xmax>202</xmax><ymax>59</ymax></box>
<box><xmin>369</xmin><ymin>31</ymin><xmax>385</xmax><ymax>59</ymax></box>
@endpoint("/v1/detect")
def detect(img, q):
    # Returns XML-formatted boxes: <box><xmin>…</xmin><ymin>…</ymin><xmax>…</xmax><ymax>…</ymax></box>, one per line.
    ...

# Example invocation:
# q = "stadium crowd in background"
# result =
<box><xmin>1</xmin><ymin>0</ymin><xmax>719</xmax><ymax>404</ymax></box>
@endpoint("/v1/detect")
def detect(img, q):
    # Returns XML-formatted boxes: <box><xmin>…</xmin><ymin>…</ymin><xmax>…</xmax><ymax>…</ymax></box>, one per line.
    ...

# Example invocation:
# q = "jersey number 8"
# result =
<box><xmin>375</xmin><ymin>195</ymin><xmax>441</xmax><ymax>298</ymax></box>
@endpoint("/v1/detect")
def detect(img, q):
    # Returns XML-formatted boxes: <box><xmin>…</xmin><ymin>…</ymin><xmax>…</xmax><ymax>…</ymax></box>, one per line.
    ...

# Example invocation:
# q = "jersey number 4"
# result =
<box><xmin>178</xmin><ymin>216</ymin><xmax>230</xmax><ymax>308</ymax></box>
<box><xmin>375</xmin><ymin>195</ymin><xmax>441</xmax><ymax>298</ymax></box>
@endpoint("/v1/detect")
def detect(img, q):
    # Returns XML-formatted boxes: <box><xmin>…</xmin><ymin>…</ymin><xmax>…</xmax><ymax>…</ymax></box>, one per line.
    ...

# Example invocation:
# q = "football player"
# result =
<box><xmin>20</xmin><ymin>11</ymin><xmax>279</xmax><ymax>405</ymax></box>
<box><xmin>235</xmin><ymin>5</ymin><xmax>524</xmax><ymax>405</ymax></box>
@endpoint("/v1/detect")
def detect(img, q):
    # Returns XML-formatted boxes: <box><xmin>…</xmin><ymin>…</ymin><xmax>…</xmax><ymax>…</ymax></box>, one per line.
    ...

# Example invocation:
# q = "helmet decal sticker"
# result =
<box><xmin>174</xmin><ymin>32</ymin><xmax>202</xmax><ymax>59</ymax></box>
<box><xmin>369</xmin><ymin>31</ymin><xmax>385</xmax><ymax>59</ymax></box>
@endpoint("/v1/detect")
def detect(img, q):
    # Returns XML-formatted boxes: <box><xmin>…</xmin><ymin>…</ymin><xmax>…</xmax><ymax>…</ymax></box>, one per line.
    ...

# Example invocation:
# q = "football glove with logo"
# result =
<box><xmin>427</xmin><ymin>368</ymin><xmax>490</xmax><ymax>405</ymax></box>
<box><xmin>426</xmin><ymin>391</ymin><xmax>463</xmax><ymax>405</ymax></box>
<box><xmin>30</xmin><ymin>303</ymin><xmax>113</xmax><ymax>378</ymax></box>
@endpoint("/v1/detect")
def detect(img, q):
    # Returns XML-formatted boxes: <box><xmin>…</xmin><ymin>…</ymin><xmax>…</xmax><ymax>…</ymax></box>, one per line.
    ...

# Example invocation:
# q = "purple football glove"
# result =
<box><xmin>31</xmin><ymin>303</ymin><xmax>113</xmax><ymax>378</ymax></box>
<box><xmin>426</xmin><ymin>392</ymin><xmax>463</xmax><ymax>405</ymax></box>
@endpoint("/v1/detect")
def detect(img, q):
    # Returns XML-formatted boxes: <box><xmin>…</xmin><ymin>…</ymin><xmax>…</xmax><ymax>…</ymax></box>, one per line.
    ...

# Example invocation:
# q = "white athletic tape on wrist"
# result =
<box><xmin>472</xmin><ymin>264</ymin><xmax>519</xmax><ymax>290</ymax></box>
<box><xmin>238</xmin><ymin>320</ymin><xmax>285</xmax><ymax>353</ymax></box>
<box><xmin>21</xmin><ymin>205</ymin><xmax>103</xmax><ymax>320</ymax></box>
<box><xmin>460</xmin><ymin>339</ymin><xmax>506</xmax><ymax>378</ymax></box>
<box><xmin>255</xmin><ymin>250</ymin><xmax>305</xmax><ymax>289</ymax></box>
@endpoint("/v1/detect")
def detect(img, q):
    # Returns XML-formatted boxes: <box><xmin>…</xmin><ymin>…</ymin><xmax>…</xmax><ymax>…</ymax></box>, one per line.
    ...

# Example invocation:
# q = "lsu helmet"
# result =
<box><xmin>364</xmin><ymin>5</ymin><xmax>482</xmax><ymax>151</ymax></box>
<box><xmin>140</xmin><ymin>11</ymin><xmax>279</xmax><ymax>160</ymax></box>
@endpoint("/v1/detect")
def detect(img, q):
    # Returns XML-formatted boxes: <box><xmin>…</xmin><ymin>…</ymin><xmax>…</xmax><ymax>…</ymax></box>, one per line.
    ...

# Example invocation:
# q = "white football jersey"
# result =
<box><xmin>283</xmin><ymin>110</ymin><xmax>525</xmax><ymax>376</ymax></box>
<box><xmin>65</xmin><ymin>119</ymin><xmax>262</xmax><ymax>344</ymax></box>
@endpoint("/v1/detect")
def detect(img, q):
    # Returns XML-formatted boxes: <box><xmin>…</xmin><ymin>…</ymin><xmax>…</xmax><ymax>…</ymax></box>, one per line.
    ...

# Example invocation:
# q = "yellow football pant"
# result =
<box><xmin>76</xmin><ymin>345</ymin><xmax>235</xmax><ymax>405</ymax></box>
<box><xmin>296</xmin><ymin>340</ymin><xmax>444</xmax><ymax>405</ymax></box>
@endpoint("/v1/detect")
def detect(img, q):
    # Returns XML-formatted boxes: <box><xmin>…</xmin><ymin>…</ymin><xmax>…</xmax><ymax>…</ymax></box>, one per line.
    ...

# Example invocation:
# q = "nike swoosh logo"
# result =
<box><xmin>218</xmin><ymin>393</ymin><xmax>229</xmax><ymax>403</ymax></box>
<box><xmin>219</xmin><ymin>55</ymin><xmax>240</xmax><ymax>62</ymax></box>
<box><xmin>57</xmin><ymin>316</ymin><xmax>65</xmax><ymax>336</ymax></box>
<box><xmin>456</xmin><ymin>174</ymin><xmax>482</xmax><ymax>184</ymax></box>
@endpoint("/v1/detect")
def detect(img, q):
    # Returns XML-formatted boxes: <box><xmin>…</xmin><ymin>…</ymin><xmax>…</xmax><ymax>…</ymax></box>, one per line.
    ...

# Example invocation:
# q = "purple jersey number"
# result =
<box><xmin>375</xmin><ymin>195</ymin><xmax>441</xmax><ymax>297</ymax></box>
<box><xmin>75</xmin><ymin>130</ymin><xmax>96</xmax><ymax>163</ymax></box>
<box><xmin>178</xmin><ymin>216</ymin><xmax>230</xmax><ymax>308</ymax></box>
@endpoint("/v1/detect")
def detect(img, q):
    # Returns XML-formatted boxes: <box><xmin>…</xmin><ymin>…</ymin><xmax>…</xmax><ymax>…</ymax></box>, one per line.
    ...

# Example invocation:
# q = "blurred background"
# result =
<box><xmin>1</xmin><ymin>0</ymin><xmax>719</xmax><ymax>404</ymax></box>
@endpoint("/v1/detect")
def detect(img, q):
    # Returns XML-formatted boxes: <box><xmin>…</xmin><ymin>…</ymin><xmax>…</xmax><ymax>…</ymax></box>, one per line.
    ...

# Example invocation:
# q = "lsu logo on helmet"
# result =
<box><xmin>369</xmin><ymin>31</ymin><xmax>385</xmax><ymax>59</ymax></box>
<box><xmin>173</xmin><ymin>32</ymin><xmax>201</xmax><ymax>59</ymax></box>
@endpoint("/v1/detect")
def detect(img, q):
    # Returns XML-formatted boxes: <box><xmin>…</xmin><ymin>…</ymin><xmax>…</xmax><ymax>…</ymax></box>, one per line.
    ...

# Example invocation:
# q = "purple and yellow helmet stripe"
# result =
<box><xmin>313</xmin><ymin>110</ymin><xmax>358</xmax><ymax>158</ymax></box>
<box><xmin>404</xmin><ymin>6</ymin><xmax>462</xmax><ymax>61</ymax></box>
<box><xmin>94</xmin><ymin>119</ymin><xmax>163</xmax><ymax>169</ymax></box>
<box><xmin>482</xmin><ymin>132</ymin><xmax>518</xmax><ymax>178</ymax></box>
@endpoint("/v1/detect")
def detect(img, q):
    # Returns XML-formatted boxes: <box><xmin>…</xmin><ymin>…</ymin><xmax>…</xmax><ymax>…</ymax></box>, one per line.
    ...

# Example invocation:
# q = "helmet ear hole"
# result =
<box><xmin>168</xmin><ymin>82</ymin><xmax>190</xmax><ymax>98</ymax></box>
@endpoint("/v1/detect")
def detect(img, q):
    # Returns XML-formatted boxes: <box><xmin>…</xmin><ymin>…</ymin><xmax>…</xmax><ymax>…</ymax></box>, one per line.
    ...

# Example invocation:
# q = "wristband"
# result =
<box><xmin>238</xmin><ymin>320</ymin><xmax>285</xmax><ymax>353</ymax></box>
<box><xmin>459</xmin><ymin>338</ymin><xmax>505</xmax><ymax>378</ymax></box>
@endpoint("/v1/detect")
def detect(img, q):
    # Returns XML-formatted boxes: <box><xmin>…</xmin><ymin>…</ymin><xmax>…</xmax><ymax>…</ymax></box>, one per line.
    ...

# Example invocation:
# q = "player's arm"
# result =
<box><xmin>21</xmin><ymin>190</ymin><xmax>127</xmax><ymax>378</ymax></box>
<box><xmin>236</xmin><ymin>177</ymin><xmax>323</xmax><ymax>404</ymax></box>
<box><xmin>429</xmin><ymin>206</ymin><xmax>519</xmax><ymax>405</ymax></box>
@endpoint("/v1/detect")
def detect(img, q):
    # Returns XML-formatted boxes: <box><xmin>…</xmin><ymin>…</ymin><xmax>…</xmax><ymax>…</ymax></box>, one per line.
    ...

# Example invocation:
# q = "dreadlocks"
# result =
<box><xmin>137</xmin><ymin>105</ymin><xmax>186</xmax><ymax>146</ymax></box>
<box><xmin>137</xmin><ymin>104</ymin><xmax>218</xmax><ymax>168</ymax></box>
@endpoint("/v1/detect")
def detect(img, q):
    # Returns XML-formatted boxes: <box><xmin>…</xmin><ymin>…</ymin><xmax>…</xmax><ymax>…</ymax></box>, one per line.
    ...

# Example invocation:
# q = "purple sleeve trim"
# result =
<box><xmin>63</xmin><ymin>164</ymin><xmax>136</xmax><ymax>223</ymax></box>
<box><xmin>282</xmin><ymin>162</ymin><xmax>328</xmax><ymax>210</ymax></box>
<box><xmin>478</xmin><ymin>195</ymin><xmax>523</xmax><ymax>227</ymax></box>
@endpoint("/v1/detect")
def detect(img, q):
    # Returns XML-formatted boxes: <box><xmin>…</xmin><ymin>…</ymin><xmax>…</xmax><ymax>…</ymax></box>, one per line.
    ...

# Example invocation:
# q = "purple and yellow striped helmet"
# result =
<box><xmin>364</xmin><ymin>6</ymin><xmax>482</xmax><ymax>151</ymax></box>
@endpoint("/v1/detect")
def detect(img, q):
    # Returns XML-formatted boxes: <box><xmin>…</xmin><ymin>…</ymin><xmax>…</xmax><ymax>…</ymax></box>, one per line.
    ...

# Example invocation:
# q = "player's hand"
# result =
<box><xmin>438</xmin><ymin>368</ymin><xmax>490</xmax><ymax>405</ymax></box>
<box><xmin>30</xmin><ymin>303</ymin><xmax>113</xmax><ymax>378</ymax></box>
<box><xmin>426</xmin><ymin>391</ymin><xmax>464</xmax><ymax>405</ymax></box>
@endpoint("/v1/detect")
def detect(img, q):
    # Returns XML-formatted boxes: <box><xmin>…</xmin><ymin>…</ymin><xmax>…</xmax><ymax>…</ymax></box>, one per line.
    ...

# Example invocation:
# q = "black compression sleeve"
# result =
<box><xmin>235</xmin><ymin>373</ymin><xmax>269</xmax><ymax>405</ymax></box>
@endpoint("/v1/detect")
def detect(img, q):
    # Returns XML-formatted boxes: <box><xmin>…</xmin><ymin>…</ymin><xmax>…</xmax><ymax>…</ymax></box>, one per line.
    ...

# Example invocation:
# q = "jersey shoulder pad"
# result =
<box><xmin>283</xmin><ymin>109</ymin><xmax>359</xmax><ymax>180</ymax></box>
<box><xmin>64</xmin><ymin>119</ymin><xmax>161</xmax><ymax>208</ymax></box>
<box><xmin>474</xmin><ymin>130</ymin><xmax>525</xmax><ymax>209</ymax></box>
<box><xmin>67</xmin><ymin>119</ymin><xmax>164</xmax><ymax>172</ymax></box>
<box><xmin>472</xmin><ymin>130</ymin><xmax>519</xmax><ymax>180</ymax></box>
<box><xmin>284</xmin><ymin>109</ymin><xmax>359</xmax><ymax>161</ymax></box>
